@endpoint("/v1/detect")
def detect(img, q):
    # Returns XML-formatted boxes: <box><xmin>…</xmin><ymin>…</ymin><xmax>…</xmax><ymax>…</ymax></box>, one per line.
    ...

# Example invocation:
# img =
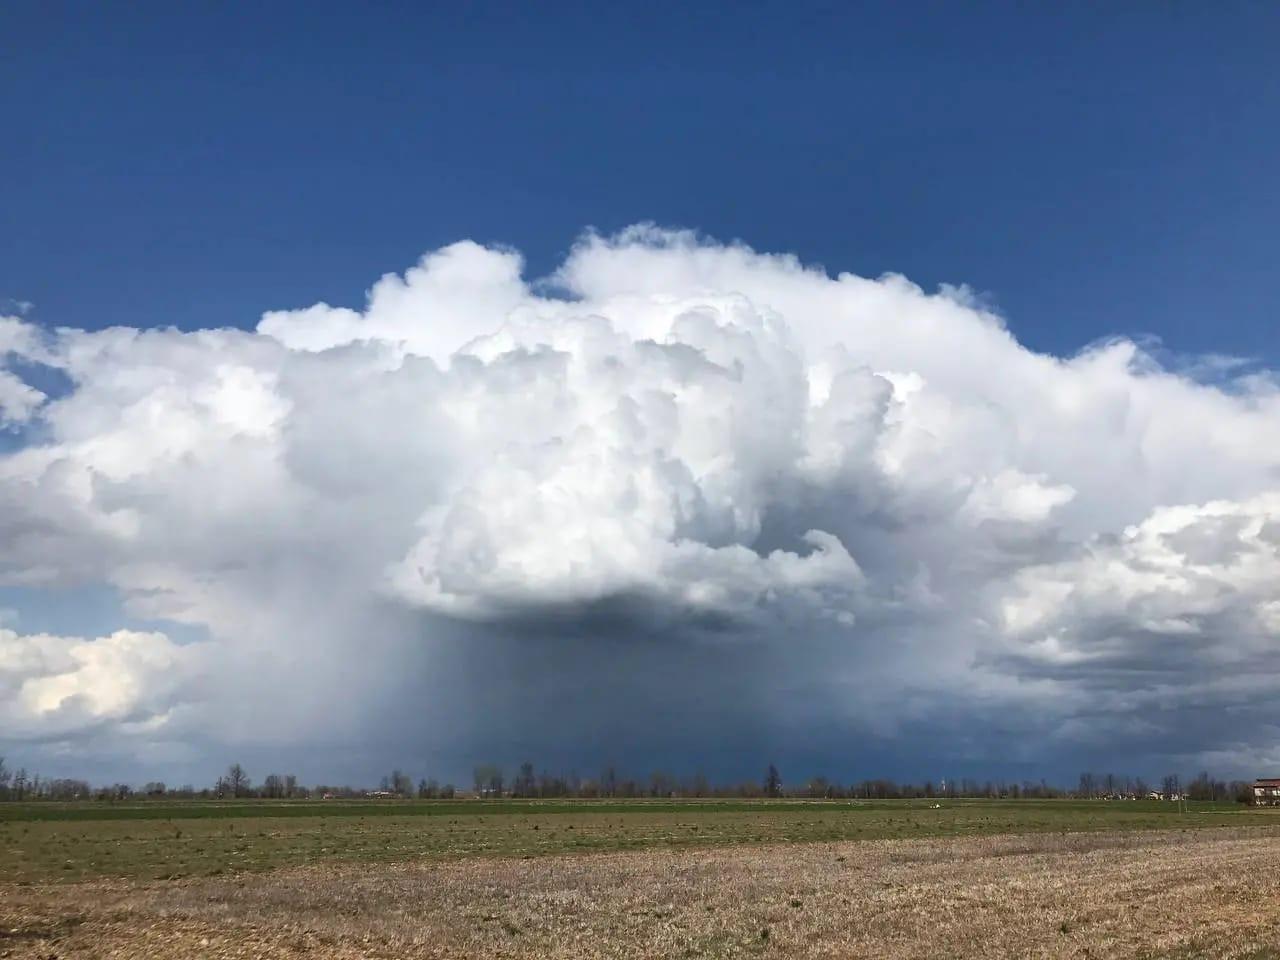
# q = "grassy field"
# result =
<box><xmin>4</xmin><ymin>820</ymin><xmax>1280</xmax><ymax>958</ymax></box>
<box><xmin>0</xmin><ymin>796</ymin><xmax>1268</xmax><ymax>883</ymax></box>
<box><xmin>4</xmin><ymin>799</ymin><xmax>1279</xmax><ymax>958</ymax></box>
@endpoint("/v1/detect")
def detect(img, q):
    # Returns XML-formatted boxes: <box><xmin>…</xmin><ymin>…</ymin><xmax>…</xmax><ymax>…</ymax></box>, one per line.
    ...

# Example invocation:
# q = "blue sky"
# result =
<box><xmin>3</xmin><ymin>3</ymin><xmax>1280</xmax><ymax>789</ymax></box>
<box><xmin>3</xmin><ymin>3</ymin><xmax>1276</xmax><ymax>360</ymax></box>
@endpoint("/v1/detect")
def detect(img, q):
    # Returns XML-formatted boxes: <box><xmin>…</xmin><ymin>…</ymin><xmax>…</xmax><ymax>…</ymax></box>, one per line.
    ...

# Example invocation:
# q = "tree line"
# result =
<box><xmin>1075</xmin><ymin>770</ymin><xmax>1254</xmax><ymax>803</ymax></box>
<box><xmin>0</xmin><ymin>755</ymin><xmax>1260</xmax><ymax>803</ymax></box>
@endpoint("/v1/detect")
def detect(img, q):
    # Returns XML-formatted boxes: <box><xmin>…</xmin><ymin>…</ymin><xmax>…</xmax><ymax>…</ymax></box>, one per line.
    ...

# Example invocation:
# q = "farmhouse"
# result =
<box><xmin>1252</xmin><ymin>778</ymin><xmax>1280</xmax><ymax>805</ymax></box>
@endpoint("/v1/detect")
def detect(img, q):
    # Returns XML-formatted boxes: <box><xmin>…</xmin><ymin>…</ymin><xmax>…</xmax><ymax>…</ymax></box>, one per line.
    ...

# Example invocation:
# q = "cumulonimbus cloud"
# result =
<box><xmin>1</xmin><ymin>227</ymin><xmax>1278</xmax><ymax>775</ymax></box>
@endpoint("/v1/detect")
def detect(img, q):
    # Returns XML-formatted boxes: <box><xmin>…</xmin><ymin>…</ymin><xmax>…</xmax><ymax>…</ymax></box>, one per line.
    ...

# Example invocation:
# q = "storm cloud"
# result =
<box><xmin>2</xmin><ymin>227</ymin><xmax>1279</xmax><ymax>782</ymax></box>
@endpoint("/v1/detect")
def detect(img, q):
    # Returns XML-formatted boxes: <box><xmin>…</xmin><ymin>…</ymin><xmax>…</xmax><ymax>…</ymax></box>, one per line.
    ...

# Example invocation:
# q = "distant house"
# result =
<box><xmin>1253</xmin><ymin>778</ymin><xmax>1280</xmax><ymax>806</ymax></box>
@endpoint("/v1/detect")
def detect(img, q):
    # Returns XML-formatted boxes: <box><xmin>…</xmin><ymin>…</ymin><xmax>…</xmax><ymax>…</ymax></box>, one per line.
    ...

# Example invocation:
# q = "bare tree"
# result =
<box><xmin>764</xmin><ymin>763</ymin><xmax>782</xmax><ymax>798</ymax></box>
<box><xmin>512</xmin><ymin>762</ymin><xmax>536</xmax><ymax>797</ymax></box>
<box><xmin>225</xmin><ymin>763</ymin><xmax>250</xmax><ymax>798</ymax></box>
<box><xmin>473</xmin><ymin>764</ymin><xmax>503</xmax><ymax>797</ymax></box>
<box><xmin>649</xmin><ymin>770</ymin><xmax>674</xmax><ymax>798</ymax></box>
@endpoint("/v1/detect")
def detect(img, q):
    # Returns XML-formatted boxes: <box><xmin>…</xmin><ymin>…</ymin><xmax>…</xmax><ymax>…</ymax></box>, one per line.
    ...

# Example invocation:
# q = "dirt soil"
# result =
<box><xmin>3</xmin><ymin>826</ymin><xmax>1279</xmax><ymax>959</ymax></box>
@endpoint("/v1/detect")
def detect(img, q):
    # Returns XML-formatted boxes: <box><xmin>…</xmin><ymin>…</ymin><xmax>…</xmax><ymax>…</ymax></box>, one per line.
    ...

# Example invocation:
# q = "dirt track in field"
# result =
<box><xmin>3</xmin><ymin>826</ymin><xmax>1279</xmax><ymax>959</ymax></box>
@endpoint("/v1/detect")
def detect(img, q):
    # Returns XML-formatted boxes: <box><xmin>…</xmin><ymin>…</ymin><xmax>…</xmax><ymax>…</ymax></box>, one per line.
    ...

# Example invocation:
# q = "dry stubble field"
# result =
<box><xmin>3</xmin><ymin>800</ymin><xmax>1279</xmax><ymax>958</ymax></box>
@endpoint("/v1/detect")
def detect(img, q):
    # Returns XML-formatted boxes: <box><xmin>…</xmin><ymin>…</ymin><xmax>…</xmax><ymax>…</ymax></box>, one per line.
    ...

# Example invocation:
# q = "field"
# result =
<box><xmin>3</xmin><ymin>799</ymin><xmax>1279</xmax><ymax>957</ymax></box>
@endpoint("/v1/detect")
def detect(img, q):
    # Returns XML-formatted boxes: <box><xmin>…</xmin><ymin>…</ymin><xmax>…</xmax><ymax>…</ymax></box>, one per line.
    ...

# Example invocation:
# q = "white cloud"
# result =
<box><xmin>1</xmin><ymin>228</ymin><xmax>1278</xmax><ymax>774</ymax></box>
<box><xmin>0</xmin><ymin>314</ymin><xmax>47</xmax><ymax>425</ymax></box>
<box><xmin>0</xmin><ymin>314</ymin><xmax>41</xmax><ymax>353</ymax></box>
<box><xmin>0</xmin><ymin>369</ymin><xmax>44</xmax><ymax>425</ymax></box>
<box><xmin>999</xmin><ymin>493</ymin><xmax>1280</xmax><ymax>664</ymax></box>
<box><xmin>0</xmin><ymin>628</ymin><xmax>201</xmax><ymax>739</ymax></box>
<box><xmin>258</xmin><ymin>241</ymin><xmax>531</xmax><ymax>357</ymax></box>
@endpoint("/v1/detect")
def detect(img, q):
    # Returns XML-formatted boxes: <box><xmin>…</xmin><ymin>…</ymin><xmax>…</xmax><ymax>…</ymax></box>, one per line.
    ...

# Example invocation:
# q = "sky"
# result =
<box><xmin>1</xmin><ymin>2</ymin><xmax>1279</xmax><ymax>789</ymax></box>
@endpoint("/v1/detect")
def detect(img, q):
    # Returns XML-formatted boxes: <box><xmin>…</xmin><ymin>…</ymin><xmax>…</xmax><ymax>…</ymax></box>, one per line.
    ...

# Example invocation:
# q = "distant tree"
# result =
<box><xmin>538</xmin><ymin>770</ymin><xmax>566</xmax><ymax>798</ymax></box>
<box><xmin>0</xmin><ymin>756</ymin><xmax>9</xmax><ymax>799</ymax></box>
<box><xmin>46</xmin><ymin>778</ymin><xmax>89</xmax><ymax>800</ymax></box>
<box><xmin>512</xmin><ymin>762</ymin><xmax>536</xmax><ymax>798</ymax></box>
<box><xmin>387</xmin><ymin>769</ymin><xmax>412</xmax><ymax>796</ymax></box>
<box><xmin>764</xmin><ymin>764</ymin><xmax>782</xmax><ymax>798</ymax></box>
<box><xmin>225</xmin><ymin>763</ymin><xmax>250</xmax><ymax>798</ymax></box>
<box><xmin>473</xmin><ymin>764</ymin><xmax>503</xmax><ymax>797</ymax></box>
<box><xmin>649</xmin><ymin>771</ymin><xmax>674</xmax><ymax>798</ymax></box>
<box><xmin>1186</xmin><ymin>771</ymin><xmax>1224</xmax><ymax>802</ymax></box>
